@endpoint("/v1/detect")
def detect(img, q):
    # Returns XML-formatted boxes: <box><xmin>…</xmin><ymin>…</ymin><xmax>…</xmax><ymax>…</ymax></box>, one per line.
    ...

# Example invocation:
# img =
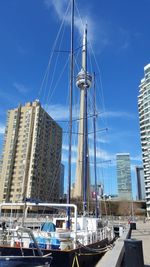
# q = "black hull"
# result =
<box><xmin>0</xmin><ymin>256</ymin><xmax>52</xmax><ymax>267</ymax></box>
<box><xmin>0</xmin><ymin>238</ymin><xmax>108</xmax><ymax>267</ymax></box>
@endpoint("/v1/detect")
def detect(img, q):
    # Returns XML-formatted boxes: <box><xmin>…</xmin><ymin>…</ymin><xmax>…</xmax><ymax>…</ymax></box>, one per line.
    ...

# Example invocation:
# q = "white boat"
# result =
<box><xmin>0</xmin><ymin>201</ymin><xmax>114</xmax><ymax>267</ymax></box>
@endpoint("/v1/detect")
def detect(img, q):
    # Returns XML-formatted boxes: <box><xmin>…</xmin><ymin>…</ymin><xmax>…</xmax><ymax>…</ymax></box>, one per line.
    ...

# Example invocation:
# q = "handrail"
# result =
<box><xmin>0</xmin><ymin>202</ymin><xmax>78</xmax><ymax>243</ymax></box>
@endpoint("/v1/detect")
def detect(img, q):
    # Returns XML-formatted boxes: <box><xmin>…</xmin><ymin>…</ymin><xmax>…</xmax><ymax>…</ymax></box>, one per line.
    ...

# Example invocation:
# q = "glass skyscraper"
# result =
<box><xmin>116</xmin><ymin>153</ymin><xmax>132</xmax><ymax>200</ymax></box>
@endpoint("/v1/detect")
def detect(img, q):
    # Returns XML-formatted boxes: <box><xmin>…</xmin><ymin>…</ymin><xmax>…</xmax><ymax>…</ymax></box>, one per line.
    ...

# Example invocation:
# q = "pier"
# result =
<box><xmin>96</xmin><ymin>220</ymin><xmax>150</xmax><ymax>267</ymax></box>
<box><xmin>131</xmin><ymin>221</ymin><xmax>150</xmax><ymax>266</ymax></box>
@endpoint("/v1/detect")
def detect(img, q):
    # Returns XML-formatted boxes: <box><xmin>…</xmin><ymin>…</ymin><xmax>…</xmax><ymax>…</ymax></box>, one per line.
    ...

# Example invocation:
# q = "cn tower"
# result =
<box><xmin>73</xmin><ymin>27</ymin><xmax>92</xmax><ymax>207</ymax></box>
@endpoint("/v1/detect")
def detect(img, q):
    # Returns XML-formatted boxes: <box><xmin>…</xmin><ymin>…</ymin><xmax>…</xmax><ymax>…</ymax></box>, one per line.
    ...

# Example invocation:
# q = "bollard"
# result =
<box><xmin>124</xmin><ymin>239</ymin><xmax>144</xmax><ymax>267</ymax></box>
<box><xmin>130</xmin><ymin>222</ymin><xmax>136</xmax><ymax>230</ymax></box>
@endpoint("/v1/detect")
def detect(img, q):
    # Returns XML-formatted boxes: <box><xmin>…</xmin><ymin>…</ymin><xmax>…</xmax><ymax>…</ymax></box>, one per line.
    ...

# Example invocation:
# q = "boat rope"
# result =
<box><xmin>72</xmin><ymin>245</ymin><xmax>113</xmax><ymax>267</ymax></box>
<box><xmin>46</xmin><ymin>55</ymin><xmax>70</xmax><ymax>106</ymax></box>
<box><xmin>72</xmin><ymin>254</ymin><xmax>80</xmax><ymax>267</ymax></box>
<box><xmin>76</xmin><ymin>240</ymin><xmax>113</xmax><ymax>253</ymax></box>
<box><xmin>38</xmin><ymin>0</ymin><xmax>70</xmax><ymax>103</ymax></box>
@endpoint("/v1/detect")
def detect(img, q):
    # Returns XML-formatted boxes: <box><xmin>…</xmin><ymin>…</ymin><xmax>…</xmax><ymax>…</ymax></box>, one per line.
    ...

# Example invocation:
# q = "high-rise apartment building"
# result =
<box><xmin>138</xmin><ymin>63</ymin><xmax>150</xmax><ymax>217</ymax></box>
<box><xmin>135</xmin><ymin>166</ymin><xmax>145</xmax><ymax>200</ymax></box>
<box><xmin>0</xmin><ymin>100</ymin><xmax>62</xmax><ymax>203</ymax></box>
<box><xmin>116</xmin><ymin>153</ymin><xmax>132</xmax><ymax>200</ymax></box>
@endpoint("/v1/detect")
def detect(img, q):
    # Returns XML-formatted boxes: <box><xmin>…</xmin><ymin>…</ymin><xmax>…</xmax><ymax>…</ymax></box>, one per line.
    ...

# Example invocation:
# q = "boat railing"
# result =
<box><xmin>75</xmin><ymin>226</ymin><xmax>112</xmax><ymax>246</ymax></box>
<box><xmin>0</xmin><ymin>227</ymin><xmax>44</xmax><ymax>256</ymax></box>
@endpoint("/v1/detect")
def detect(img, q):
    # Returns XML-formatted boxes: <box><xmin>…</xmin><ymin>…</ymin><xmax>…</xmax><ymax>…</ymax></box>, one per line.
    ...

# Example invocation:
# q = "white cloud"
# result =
<box><xmin>44</xmin><ymin>0</ymin><xmax>68</xmax><ymax>19</ymax></box>
<box><xmin>45</xmin><ymin>103</ymin><xmax>79</xmax><ymax>120</ymax></box>
<box><xmin>62</xmin><ymin>144</ymin><xmax>77</xmax><ymax>153</ymax></box>
<box><xmin>46</xmin><ymin>104</ymin><xmax>69</xmax><ymax>120</ymax></box>
<box><xmin>13</xmin><ymin>82</ymin><xmax>29</xmax><ymax>94</ymax></box>
<box><xmin>45</xmin><ymin>103</ymin><xmax>135</xmax><ymax>124</ymax></box>
<box><xmin>44</xmin><ymin>0</ymin><xmax>95</xmax><ymax>42</ymax></box>
<box><xmin>89</xmin><ymin>147</ymin><xmax>115</xmax><ymax>162</ymax></box>
<box><xmin>62</xmin><ymin>142</ymin><xmax>115</xmax><ymax>163</ymax></box>
<box><xmin>88</xmin><ymin>134</ymin><xmax>109</xmax><ymax>144</ymax></box>
<box><xmin>44</xmin><ymin>1</ymin><xmax>132</xmax><ymax>53</ymax></box>
<box><xmin>62</xmin><ymin>143</ymin><xmax>77</xmax><ymax>165</ymax></box>
<box><xmin>101</xmin><ymin>110</ymin><xmax>136</xmax><ymax>119</ymax></box>
<box><xmin>61</xmin><ymin>150</ymin><xmax>77</xmax><ymax>163</ymax></box>
<box><xmin>130</xmin><ymin>155</ymin><xmax>142</xmax><ymax>162</ymax></box>
<box><xmin>0</xmin><ymin>124</ymin><xmax>5</xmax><ymax>134</ymax></box>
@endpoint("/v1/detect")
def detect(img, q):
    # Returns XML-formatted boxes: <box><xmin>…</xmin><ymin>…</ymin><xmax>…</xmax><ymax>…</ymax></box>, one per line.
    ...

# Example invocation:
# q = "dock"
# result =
<box><xmin>96</xmin><ymin>220</ymin><xmax>150</xmax><ymax>267</ymax></box>
<box><xmin>131</xmin><ymin>221</ymin><xmax>150</xmax><ymax>267</ymax></box>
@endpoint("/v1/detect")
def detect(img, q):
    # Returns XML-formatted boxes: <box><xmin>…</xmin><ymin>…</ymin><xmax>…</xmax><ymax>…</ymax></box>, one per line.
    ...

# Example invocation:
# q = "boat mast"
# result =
<box><xmin>83</xmin><ymin>27</ymin><xmax>88</xmax><ymax>215</ymax></box>
<box><xmin>66</xmin><ymin>0</ymin><xmax>74</xmax><ymax>229</ymax></box>
<box><xmin>93</xmin><ymin>73</ymin><xmax>99</xmax><ymax>218</ymax></box>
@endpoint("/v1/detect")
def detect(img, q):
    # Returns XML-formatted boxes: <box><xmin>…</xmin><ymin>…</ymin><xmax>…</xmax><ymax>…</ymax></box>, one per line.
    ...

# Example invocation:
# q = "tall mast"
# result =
<box><xmin>83</xmin><ymin>27</ymin><xmax>88</xmax><ymax>215</ymax></box>
<box><xmin>93</xmin><ymin>73</ymin><xmax>99</xmax><ymax>218</ymax></box>
<box><xmin>66</xmin><ymin>0</ymin><xmax>74</xmax><ymax>229</ymax></box>
<box><xmin>75</xmin><ymin>26</ymin><xmax>92</xmax><ymax>215</ymax></box>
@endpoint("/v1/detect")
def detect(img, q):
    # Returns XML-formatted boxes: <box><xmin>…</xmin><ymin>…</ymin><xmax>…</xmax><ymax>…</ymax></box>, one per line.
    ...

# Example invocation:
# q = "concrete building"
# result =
<box><xmin>91</xmin><ymin>184</ymin><xmax>103</xmax><ymax>199</ymax></box>
<box><xmin>135</xmin><ymin>166</ymin><xmax>145</xmax><ymax>200</ymax></box>
<box><xmin>116</xmin><ymin>153</ymin><xmax>132</xmax><ymax>200</ymax></box>
<box><xmin>0</xmin><ymin>100</ymin><xmax>62</xmax><ymax>203</ymax></box>
<box><xmin>138</xmin><ymin>63</ymin><xmax>150</xmax><ymax>217</ymax></box>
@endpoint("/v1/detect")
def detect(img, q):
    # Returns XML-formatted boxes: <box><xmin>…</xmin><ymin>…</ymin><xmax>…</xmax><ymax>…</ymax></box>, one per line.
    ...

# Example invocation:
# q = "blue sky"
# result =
<box><xmin>0</xmin><ymin>0</ymin><xmax>150</xmax><ymax>199</ymax></box>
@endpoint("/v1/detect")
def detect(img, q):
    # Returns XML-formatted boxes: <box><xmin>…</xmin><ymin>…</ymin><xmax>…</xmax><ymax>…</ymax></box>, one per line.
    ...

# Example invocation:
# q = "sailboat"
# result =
<box><xmin>0</xmin><ymin>1</ymin><xmax>114</xmax><ymax>266</ymax></box>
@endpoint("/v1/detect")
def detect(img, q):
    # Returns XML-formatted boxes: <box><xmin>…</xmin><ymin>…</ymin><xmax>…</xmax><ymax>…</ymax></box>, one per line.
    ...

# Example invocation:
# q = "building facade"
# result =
<box><xmin>116</xmin><ymin>153</ymin><xmax>132</xmax><ymax>200</ymax></box>
<box><xmin>135</xmin><ymin>166</ymin><xmax>145</xmax><ymax>200</ymax></box>
<box><xmin>138</xmin><ymin>63</ymin><xmax>150</xmax><ymax>217</ymax></box>
<box><xmin>0</xmin><ymin>100</ymin><xmax>62</xmax><ymax>203</ymax></box>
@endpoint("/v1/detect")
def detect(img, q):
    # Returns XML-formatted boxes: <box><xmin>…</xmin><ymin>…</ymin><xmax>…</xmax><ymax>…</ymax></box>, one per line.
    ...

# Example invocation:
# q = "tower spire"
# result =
<box><xmin>82</xmin><ymin>25</ymin><xmax>87</xmax><ymax>71</ymax></box>
<box><xmin>73</xmin><ymin>26</ymin><xmax>92</xmax><ymax>215</ymax></box>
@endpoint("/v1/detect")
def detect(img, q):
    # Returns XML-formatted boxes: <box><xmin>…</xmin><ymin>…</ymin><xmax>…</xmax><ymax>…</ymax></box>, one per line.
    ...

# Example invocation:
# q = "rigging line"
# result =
<box><xmin>88</xmin><ymin>62</ymin><xmax>100</xmax><ymax>116</ymax></box>
<box><xmin>48</xmin><ymin>151</ymin><xmax>62</xmax><ymax>201</ymax></box>
<box><xmin>46</xmin><ymin>56</ymin><xmax>70</xmax><ymax>108</ymax></box>
<box><xmin>88</xmin><ymin>43</ymin><xmax>110</xmax><ymax>155</ymax></box>
<box><xmin>74</xmin><ymin>0</ymin><xmax>84</xmax><ymax>32</ymax></box>
<box><xmin>86</xmin><ymin>39</ymin><xmax>106</xmax><ymax>126</ymax></box>
<box><xmin>40</xmin><ymin>1</ymin><xmax>71</xmax><ymax>101</ymax></box>
<box><xmin>88</xmin><ymin>48</ymin><xmax>97</xmax><ymax>113</ymax></box>
<box><xmin>74</xmin><ymin>56</ymin><xmax>80</xmax><ymax>74</ymax></box>
<box><xmin>37</xmin><ymin>0</ymin><xmax>71</xmax><ymax>100</ymax></box>
<box><xmin>55</xmin><ymin>111</ymin><xmax>103</xmax><ymax>123</ymax></box>
<box><xmin>73</xmin><ymin>34</ymin><xmax>83</xmax><ymax>76</ymax></box>
<box><xmin>89</xmin><ymin>43</ymin><xmax>106</xmax><ymax>120</ymax></box>
<box><xmin>95</xmin><ymin>75</ymin><xmax>106</xmax><ymax>125</ymax></box>
<box><xmin>74</xmin><ymin>41</ymin><xmax>83</xmax><ymax>72</ymax></box>
<box><xmin>45</xmin><ymin>22</ymin><xmax>68</xmax><ymax>106</ymax></box>
<box><xmin>63</xmin><ymin>128</ymin><xmax>107</xmax><ymax>135</ymax></box>
<box><xmin>74</xmin><ymin>41</ymin><xmax>84</xmax><ymax>73</ymax></box>
<box><xmin>39</xmin><ymin>63</ymin><xmax>51</xmax><ymax>104</ymax></box>
<box><xmin>88</xmin><ymin>41</ymin><xmax>93</xmax><ymax>76</ymax></box>
<box><xmin>53</xmin><ymin>44</ymin><xmax>84</xmax><ymax>54</ymax></box>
